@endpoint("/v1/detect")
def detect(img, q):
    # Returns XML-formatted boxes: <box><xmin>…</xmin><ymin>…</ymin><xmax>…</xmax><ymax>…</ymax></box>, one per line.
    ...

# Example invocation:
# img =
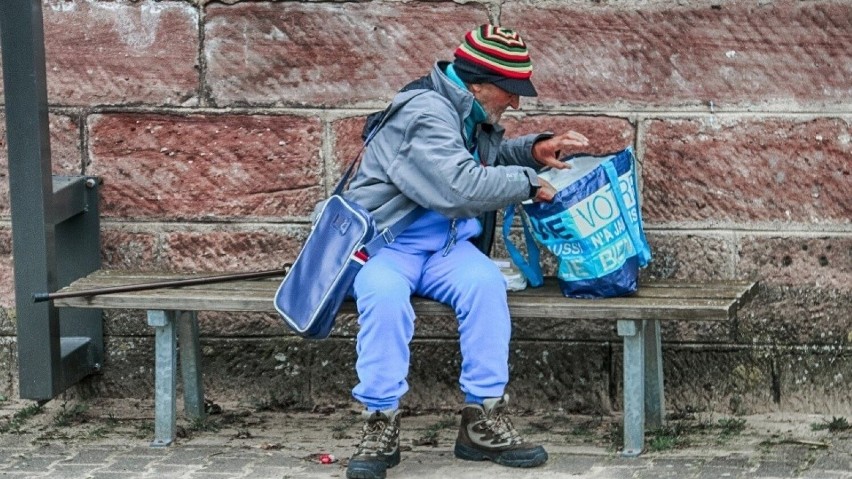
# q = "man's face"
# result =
<box><xmin>470</xmin><ymin>83</ymin><xmax>520</xmax><ymax>124</ymax></box>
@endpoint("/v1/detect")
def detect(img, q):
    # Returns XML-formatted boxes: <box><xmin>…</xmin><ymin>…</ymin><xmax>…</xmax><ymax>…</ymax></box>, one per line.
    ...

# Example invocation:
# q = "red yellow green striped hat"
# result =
<box><xmin>453</xmin><ymin>24</ymin><xmax>537</xmax><ymax>97</ymax></box>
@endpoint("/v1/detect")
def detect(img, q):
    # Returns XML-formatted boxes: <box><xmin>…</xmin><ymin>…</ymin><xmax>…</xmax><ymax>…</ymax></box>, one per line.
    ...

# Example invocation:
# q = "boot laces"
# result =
<box><xmin>355</xmin><ymin>415</ymin><xmax>396</xmax><ymax>456</ymax></box>
<box><xmin>483</xmin><ymin>406</ymin><xmax>523</xmax><ymax>444</ymax></box>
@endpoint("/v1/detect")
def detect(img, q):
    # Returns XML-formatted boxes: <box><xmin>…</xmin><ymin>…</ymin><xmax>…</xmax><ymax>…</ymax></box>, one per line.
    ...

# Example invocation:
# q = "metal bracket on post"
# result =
<box><xmin>1</xmin><ymin>0</ymin><xmax>103</xmax><ymax>400</ymax></box>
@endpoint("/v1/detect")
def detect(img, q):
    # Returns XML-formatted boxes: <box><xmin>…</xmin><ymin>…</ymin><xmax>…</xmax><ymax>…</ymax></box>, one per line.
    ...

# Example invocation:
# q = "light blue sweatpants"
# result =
<box><xmin>351</xmin><ymin>212</ymin><xmax>511</xmax><ymax>411</ymax></box>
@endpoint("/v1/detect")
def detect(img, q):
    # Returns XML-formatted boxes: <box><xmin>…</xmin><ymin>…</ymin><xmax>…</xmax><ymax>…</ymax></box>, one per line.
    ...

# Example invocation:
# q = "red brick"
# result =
<box><xmin>501</xmin><ymin>115</ymin><xmax>635</xmax><ymax>156</ymax></box>
<box><xmin>164</xmin><ymin>229</ymin><xmax>308</xmax><ymax>273</ymax></box>
<box><xmin>30</xmin><ymin>1</ymin><xmax>200</xmax><ymax>106</ymax></box>
<box><xmin>0</xmin><ymin>113</ymin><xmax>82</xmax><ymax>215</ymax></box>
<box><xmin>642</xmin><ymin>117</ymin><xmax>851</xmax><ymax>224</ymax></box>
<box><xmin>503</xmin><ymin>1</ymin><xmax>852</xmax><ymax>108</ymax></box>
<box><xmin>204</xmin><ymin>2</ymin><xmax>487</xmax><ymax>107</ymax></box>
<box><xmin>330</xmin><ymin>114</ymin><xmax>635</xmax><ymax>186</ymax></box>
<box><xmin>100</xmin><ymin>229</ymin><xmax>158</xmax><ymax>270</ymax></box>
<box><xmin>88</xmin><ymin>113</ymin><xmax>324</xmax><ymax>220</ymax></box>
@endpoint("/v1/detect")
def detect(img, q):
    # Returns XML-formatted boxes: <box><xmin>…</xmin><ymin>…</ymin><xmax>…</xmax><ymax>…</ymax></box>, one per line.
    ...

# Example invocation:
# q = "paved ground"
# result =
<box><xmin>1</xmin><ymin>397</ymin><xmax>850</xmax><ymax>478</ymax></box>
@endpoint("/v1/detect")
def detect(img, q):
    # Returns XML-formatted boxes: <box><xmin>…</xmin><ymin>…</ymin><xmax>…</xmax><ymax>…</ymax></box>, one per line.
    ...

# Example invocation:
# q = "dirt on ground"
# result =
<box><xmin>2</xmin><ymin>394</ymin><xmax>849</xmax><ymax>461</ymax></box>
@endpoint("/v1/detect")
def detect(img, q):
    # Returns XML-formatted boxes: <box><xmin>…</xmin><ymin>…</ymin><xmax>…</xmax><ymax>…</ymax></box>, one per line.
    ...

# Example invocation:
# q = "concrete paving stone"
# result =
<box><xmin>140</xmin><ymin>464</ymin><xmax>203</xmax><ymax>476</ymax></box>
<box><xmin>60</xmin><ymin>448</ymin><xmax>117</xmax><ymax>465</ymax></box>
<box><xmin>542</xmin><ymin>453</ymin><xmax>603</xmax><ymax>475</ymax></box>
<box><xmin>810</xmin><ymin>452</ymin><xmax>852</xmax><ymax>472</ymax></box>
<box><xmin>4</xmin><ymin>454</ymin><xmax>67</xmax><ymax>472</ymax></box>
<box><xmin>751</xmin><ymin>460</ymin><xmax>798</xmax><ymax>478</ymax></box>
<box><xmin>155</xmin><ymin>446</ymin><xmax>221</xmax><ymax>465</ymax></box>
<box><xmin>96</xmin><ymin>455</ymin><xmax>163</xmax><ymax>472</ymax></box>
<box><xmin>195</xmin><ymin>457</ymin><xmax>254</xmax><ymax>474</ymax></box>
<box><xmin>49</xmin><ymin>463</ymin><xmax>109</xmax><ymax>477</ymax></box>
<box><xmin>695</xmin><ymin>466</ymin><xmax>751</xmax><ymax>478</ymax></box>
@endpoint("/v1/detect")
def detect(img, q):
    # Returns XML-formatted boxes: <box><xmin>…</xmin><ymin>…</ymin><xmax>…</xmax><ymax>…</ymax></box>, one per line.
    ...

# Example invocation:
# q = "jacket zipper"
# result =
<box><xmin>442</xmin><ymin>219</ymin><xmax>458</xmax><ymax>257</ymax></box>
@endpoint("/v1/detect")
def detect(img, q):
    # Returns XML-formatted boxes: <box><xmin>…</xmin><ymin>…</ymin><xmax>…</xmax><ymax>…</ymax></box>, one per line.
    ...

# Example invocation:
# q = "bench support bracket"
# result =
<box><xmin>147</xmin><ymin>309</ymin><xmax>206</xmax><ymax>447</ymax></box>
<box><xmin>617</xmin><ymin>318</ymin><xmax>666</xmax><ymax>457</ymax></box>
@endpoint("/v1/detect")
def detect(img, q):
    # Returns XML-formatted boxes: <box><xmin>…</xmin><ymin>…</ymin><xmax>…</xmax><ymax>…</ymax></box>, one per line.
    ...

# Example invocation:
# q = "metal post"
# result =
<box><xmin>617</xmin><ymin>319</ymin><xmax>645</xmax><ymax>457</ymax></box>
<box><xmin>643</xmin><ymin>319</ymin><xmax>665</xmax><ymax>429</ymax></box>
<box><xmin>1</xmin><ymin>0</ymin><xmax>102</xmax><ymax>400</ymax></box>
<box><xmin>177</xmin><ymin>311</ymin><xmax>206</xmax><ymax>421</ymax></box>
<box><xmin>148</xmin><ymin>310</ymin><xmax>177</xmax><ymax>447</ymax></box>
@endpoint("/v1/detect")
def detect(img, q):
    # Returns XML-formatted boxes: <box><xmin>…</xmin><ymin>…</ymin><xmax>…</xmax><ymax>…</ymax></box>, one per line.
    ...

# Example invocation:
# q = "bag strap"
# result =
<box><xmin>601</xmin><ymin>161</ymin><xmax>652</xmax><ymax>266</ymax></box>
<box><xmin>333</xmin><ymin>90</ymin><xmax>430</xmax><ymax>196</ymax></box>
<box><xmin>361</xmin><ymin>206</ymin><xmax>424</xmax><ymax>257</ymax></box>
<box><xmin>501</xmin><ymin>204</ymin><xmax>544</xmax><ymax>287</ymax></box>
<box><xmin>336</xmin><ymin>89</ymin><xmax>432</xmax><ymax>255</ymax></box>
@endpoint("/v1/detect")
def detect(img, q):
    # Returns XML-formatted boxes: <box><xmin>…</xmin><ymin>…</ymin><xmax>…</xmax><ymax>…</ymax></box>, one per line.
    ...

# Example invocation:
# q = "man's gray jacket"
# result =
<box><xmin>344</xmin><ymin>62</ymin><xmax>549</xmax><ymax>251</ymax></box>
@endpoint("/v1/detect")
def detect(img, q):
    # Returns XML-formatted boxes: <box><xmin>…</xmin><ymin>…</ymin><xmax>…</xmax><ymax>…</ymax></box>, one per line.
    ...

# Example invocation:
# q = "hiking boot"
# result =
<box><xmin>346</xmin><ymin>409</ymin><xmax>401</xmax><ymax>479</ymax></box>
<box><xmin>454</xmin><ymin>394</ymin><xmax>548</xmax><ymax>468</ymax></box>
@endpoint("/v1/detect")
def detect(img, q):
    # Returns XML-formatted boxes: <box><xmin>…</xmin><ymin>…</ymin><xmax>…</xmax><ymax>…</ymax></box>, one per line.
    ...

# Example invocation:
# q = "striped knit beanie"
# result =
<box><xmin>453</xmin><ymin>24</ymin><xmax>537</xmax><ymax>97</ymax></box>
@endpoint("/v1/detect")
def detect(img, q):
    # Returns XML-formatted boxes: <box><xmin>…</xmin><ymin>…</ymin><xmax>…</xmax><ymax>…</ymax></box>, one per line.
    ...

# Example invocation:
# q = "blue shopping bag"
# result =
<box><xmin>503</xmin><ymin>148</ymin><xmax>652</xmax><ymax>298</ymax></box>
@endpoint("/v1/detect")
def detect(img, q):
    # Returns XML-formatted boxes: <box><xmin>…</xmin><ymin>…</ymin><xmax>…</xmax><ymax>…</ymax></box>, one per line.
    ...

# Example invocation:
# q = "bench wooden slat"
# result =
<box><xmin>53</xmin><ymin>273</ymin><xmax>753</xmax><ymax>321</ymax></box>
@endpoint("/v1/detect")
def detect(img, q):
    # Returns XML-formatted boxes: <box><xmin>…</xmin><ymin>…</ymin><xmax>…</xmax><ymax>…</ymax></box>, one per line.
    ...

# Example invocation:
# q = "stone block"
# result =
<box><xmin>88</xmin><ymin>113</ymin><xmax>324</xmax><ymax>220</ymax></box>
<box><xmin>0</xmin><ymin>113</ymin><xmax>82</xmax><ymax>215</ymax></box>
<box><xmin>737</xmin><ymin>284</ymin><xmax>852</xmax><ymax>345</ymax></box>
<box><xmin>0</xmin><ymin>337</ymin><xmax>15</xmax><ymax>399</ymax></box>
<box><xmin>773</xmin><ymin>347</ymin><xmax>852</xmax><ymax>414</ymax></box>
<box><xmin>614</xmin><ymin>345</ymin><xmax>775</xmax><ymax>415</ymax></box>
<box><xmin>37</xmin><ymin>0</ymin><xmax>198</xmax><ymax>106</ymax></box>
<box><xmin>502</xmin><ymin>1</ymin><xmax>852</xmax><ymax>108</ymax></box>
<box><xmin>204</xmin><ymin>2</ymin><xmax>487</xmax><ymax>107</ymax></box>
<box><xmin>642</xmin><ymin>117</ymin><xmax>851</xmax><ymax>225</ymax></box>
<box><xmin>737</xmin><ymin>235</ymin><xmax>851</xmax><ymax>291</ymax></box>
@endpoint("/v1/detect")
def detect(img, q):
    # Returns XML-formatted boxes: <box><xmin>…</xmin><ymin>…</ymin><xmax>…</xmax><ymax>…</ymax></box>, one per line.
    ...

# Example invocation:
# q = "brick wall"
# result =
<box><xmin>0</xmin><ymin>0</ymin><xmax>849</xmax><ymax>414</ymax></box>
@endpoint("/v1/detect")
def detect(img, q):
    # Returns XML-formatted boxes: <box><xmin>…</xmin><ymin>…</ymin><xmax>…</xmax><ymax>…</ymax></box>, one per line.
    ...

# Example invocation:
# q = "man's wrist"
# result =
<box><xmin>524</xmin><ymin>171</ymin><xmax>541</xmax><ymax>198</ymax></box>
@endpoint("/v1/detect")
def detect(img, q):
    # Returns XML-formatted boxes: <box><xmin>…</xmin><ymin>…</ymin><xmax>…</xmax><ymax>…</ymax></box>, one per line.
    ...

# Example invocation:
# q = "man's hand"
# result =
<box><xmin>533</xmin><ymin>177</ymin><xmax>557</xmax><ymax>203</ymax></box>
<box><xmin>532</xmin><ymin>131</ymin><xmax>590</xmax><ymax>170</ymax></box>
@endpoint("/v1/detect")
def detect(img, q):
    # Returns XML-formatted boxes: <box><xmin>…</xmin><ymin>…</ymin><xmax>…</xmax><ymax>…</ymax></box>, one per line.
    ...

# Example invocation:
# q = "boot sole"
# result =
<box><xmin>454</xmin><ymin>442</ymin><xmax>548</xmax><ymax>468</ymax></box>
<box><xmin>346</xmin><ymin>449</ymin><xmax>401</xmax><ymax>479</ymax></box>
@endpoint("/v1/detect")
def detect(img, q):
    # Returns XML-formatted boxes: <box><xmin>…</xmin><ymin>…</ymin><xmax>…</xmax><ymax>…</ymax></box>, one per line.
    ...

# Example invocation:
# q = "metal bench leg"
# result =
<box><xmin>177</xmin><ymin>311</ymin><xmax>206</xmax><ymax>421</ymax></box>
<box><xmin>147</xmin><ymin>310</ymin><xmax>177</xmax><ymax>447</ymax></box>
<box><xmin>643</xmin><ymin>319</ymin><xmax>665</xmax><ymax>429</ymax></box>
<box><xmin>617</xmin><ymin>319</ymin><xmax>645</xmax><ymax>457</ymax></box>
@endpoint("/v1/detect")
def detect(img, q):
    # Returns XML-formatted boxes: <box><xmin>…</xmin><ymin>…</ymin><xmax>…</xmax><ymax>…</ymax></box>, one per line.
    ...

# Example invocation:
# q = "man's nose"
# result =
<box><xmin>509</xmin><ymin>95</ymin><xmax>520</xmax><ymax>110</ymax></box>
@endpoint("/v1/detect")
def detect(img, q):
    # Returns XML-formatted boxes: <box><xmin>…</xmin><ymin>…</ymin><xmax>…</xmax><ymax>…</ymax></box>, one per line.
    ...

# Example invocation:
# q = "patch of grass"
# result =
<box><xmin>53</xmin><ymin>402</ymin><xmax>89</xmax><ymax>428</ymax></box>
<box><xmin>0</xmin><ymin>403</ymin><xmax>44</xmax><ymax>434</ymax></box>
<box><xmin>187</xmin><ymin>417</ymin><xmax>221</xmax><ymax>433</ymax></box>
<box><xmin>717</xmin><ymin>417</ymin><xmax>747</xmax><ymax>437</ymax></box>
<box><xmin>647</xmin><ymin>423</ymin><xmax>691</xmax><ymax>451</ymax></box>
<box><xmin>811</xmin><ymin>416</ymin><xmax>851</xmax><ymax>433</ymax></box>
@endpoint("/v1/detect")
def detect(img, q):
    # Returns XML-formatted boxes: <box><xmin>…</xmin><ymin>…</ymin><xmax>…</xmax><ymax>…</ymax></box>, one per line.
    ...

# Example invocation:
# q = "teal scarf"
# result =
<box><xmin>445</xmin><ymin>64</ymin><xmax>486</xmax><ymax>161</ymax></box>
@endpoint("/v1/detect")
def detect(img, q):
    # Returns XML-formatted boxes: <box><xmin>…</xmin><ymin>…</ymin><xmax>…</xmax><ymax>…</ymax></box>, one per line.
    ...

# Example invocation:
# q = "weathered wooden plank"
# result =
<box><xmin>52</xmin><ymin>270</ymin><xmax>756</xmax><ymax>322</ymax></box>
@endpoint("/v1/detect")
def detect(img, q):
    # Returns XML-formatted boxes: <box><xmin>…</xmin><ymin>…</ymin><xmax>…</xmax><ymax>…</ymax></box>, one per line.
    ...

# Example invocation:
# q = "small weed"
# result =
<box><xmin>134</xmin><ymin>421</ymin><xmax>154</xmax><ymax>439</ymax></box>
<box><xmin>647</xmin><ymin>423</ymin><xmax>690</xmax><ymax>451</ymax></box>
<box><xmin>187</xmin><ymin>417</ymin><xmax>221</xmax><ymax>433</ymax></box>
<box><xmin>811</xmin><ymin>416</ymin><xmax>851</xmax><ymax>433</ymax></box>
<box><xmin>0</xmin><ymin>403</ymin><xmax>44</xmax><ymax>434</ymax></box>
<box><xmin>413</xmin><ymin>415</ymin><xmax>456</xmax><ymax>447</ymax></box>
<box><xmin>87</xmin><ymin>426</ymin><xmax>111</xmax><ymax>439</ymax></box>
<box><xmin>648</xmin><ymin>434</ymin><xmax>678</xmax><ymax>451</ymax></box>
<box><xmin>53</xmin><ymin>402</ymin><xmax>89</xmax><ymax>428</ymax></box>
<box><xmin>717</xmin><ymin>417</ymin><xmax>747</xmax><ymax>437</ymax></box>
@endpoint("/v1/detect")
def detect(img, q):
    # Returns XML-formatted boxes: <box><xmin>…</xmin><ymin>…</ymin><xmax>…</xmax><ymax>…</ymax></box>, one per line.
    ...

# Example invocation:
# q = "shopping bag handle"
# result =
<box><xmin>601</xmin><ymin>161</ymin><xmax>652</xmax><ymax>266</ymax></box>
<box><xmin>502</xmin><ymin>204</ymin><xmax>544</xmax><ymax>287</ymax></box>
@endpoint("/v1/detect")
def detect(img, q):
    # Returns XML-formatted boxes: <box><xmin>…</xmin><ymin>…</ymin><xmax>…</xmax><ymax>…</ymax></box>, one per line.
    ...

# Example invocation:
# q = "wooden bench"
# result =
<box><xmin>53</xmin><ymin>270</ymin><xmax>758</xmax><ymax>456</ymax></box>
